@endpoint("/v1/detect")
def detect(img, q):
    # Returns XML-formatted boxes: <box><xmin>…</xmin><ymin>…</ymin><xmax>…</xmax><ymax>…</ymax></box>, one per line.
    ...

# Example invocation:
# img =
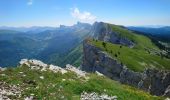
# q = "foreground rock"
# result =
<box><xmin>0</xmin><ymin>58</ymin><xmax>164</xmax><ymax>99</ymax></box>
<box><xmin>80</xmin><ymin>91</ymin><xmax>117</xmax><ymax>100</ymax></box>
<box><xmin>0</xmin><ymin>59</ymin><xmax>90</xmax><ymax>99</ymax></box>
<box><xmin>0</xmin><ymin>82</ymin><xmax>22</xmax><ymax>100</ymax></box>
<box><xmin>19</xmin><ymin>59</ymin><xmax>87</xmax><ymax>78</ymax></box>
<box><xmin>0</xmin><ymin>67</ymin><xmax>6</xmax><ymax>71</ymax></box>
<box><xmin>20</xmin><ymin>59</ymin><xmax>68</xmax><ymax>74</ymax></box>
<box><xmin>66</xmin><ymin>64</ymin><xmax>88</xmax><ymax>78</ymax></box>
<box><xmin>82</xmin><ymin>40</ymin><xmax>170</xmax><ymax>97</ymax></box>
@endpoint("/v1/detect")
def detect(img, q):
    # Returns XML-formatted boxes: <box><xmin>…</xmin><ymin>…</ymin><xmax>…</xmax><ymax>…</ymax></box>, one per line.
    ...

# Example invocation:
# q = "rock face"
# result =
<box><xmin>91</xmin><ymin>22</ymin><xmax>134</xmax><ymax>47</ymax></box>
<box><xmin>82</xmin><ymin>39</ymin><xmax>124</xmax><ymax>81</ymax></box>
<box><xmin>139</xmin><ymin>69</ymin><xmax>170</xmax><ymax>96</ymax></box>
<box><xmin>82</xmin><ymin>40</ymin><xmax>170</xmax><ymax>97</ymax></box>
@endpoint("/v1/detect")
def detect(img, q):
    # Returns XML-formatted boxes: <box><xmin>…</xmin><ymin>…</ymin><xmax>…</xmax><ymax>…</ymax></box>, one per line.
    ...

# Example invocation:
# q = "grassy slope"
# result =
<box><xmin>109</xmin><ymin>24</ymin><xmax>158</xmax><ymax>50</ymax></box>
<box><xmin>88</xmin><ymin>24</ymin><xmax>170</xmax><ymax>72</ymax></box>
<box><xmin>0</xmin><ymin>66</ymin><xmax>163</xmax><ymax>100</ymax></box>
<box><xmin>43</xmin><ymin>44</ymin><xmax>83</xmax><ymax>67</ymax></box>
<box><xmin>90</xmin><ymin>40</ymin><xmax>170</xmax><ymax>72</ymax></box>
<box><xmin>61</xmin><ymin>44</ymin><xmax>83</xmax><ymax>67</ymax></box>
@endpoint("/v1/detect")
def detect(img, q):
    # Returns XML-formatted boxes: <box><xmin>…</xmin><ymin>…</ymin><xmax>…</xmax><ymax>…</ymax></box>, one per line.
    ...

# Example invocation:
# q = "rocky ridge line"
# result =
<box><xmin>82</xmin><ymin>40</ymin><xmax>170</xmax><ymax>97</ymax></box>
<box><xmin>0</xmin><ymin>59</ymin><xmax>117</xmax><ymax>100</ymax></box>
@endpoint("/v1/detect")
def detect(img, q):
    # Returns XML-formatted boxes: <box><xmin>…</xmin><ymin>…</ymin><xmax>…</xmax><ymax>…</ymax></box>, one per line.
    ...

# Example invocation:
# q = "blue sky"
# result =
<box><xmin>0</xmin><ymin>0</ymin><xmax>170</xmax><ymax>27</ymax></box>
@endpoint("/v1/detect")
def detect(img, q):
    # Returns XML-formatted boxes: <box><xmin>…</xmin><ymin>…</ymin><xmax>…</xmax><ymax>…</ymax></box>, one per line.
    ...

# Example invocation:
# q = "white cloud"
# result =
<box><xmin>70</xmin><ymin>7</ymin><xmax>96</xmax><ymax>22</ymax></box>
<box><xmin>27</xmin><ymin>0</ymin><xmax>33</xmax><ymax>5</ymax></box>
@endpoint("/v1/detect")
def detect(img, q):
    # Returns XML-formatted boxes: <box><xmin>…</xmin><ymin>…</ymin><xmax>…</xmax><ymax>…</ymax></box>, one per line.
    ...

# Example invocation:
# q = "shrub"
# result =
<box><xmin>110</xmin><ymin>50</ymin><xmax>112</xmax><ymax>54</ymax></box>
<box><xmin>115</xmin><ymin>54</ymin><xmax>118</xmax><ymax>57</ymax></box>
<box><xmin>102</xmin><ymin>42</ymin><xmax>106</xmax><ymax>48</ymax></box>
<box><xmin>121</xmin><ymin>62</ymin><xmax>123</xmax><ymax>66</ymax></box>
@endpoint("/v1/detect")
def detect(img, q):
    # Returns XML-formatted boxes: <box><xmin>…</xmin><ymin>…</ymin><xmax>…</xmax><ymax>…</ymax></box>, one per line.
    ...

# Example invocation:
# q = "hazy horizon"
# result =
<box><xmin>0</xmin><ymin>21</ymin><xmax>170</xmax><ymax>28</ymax></box>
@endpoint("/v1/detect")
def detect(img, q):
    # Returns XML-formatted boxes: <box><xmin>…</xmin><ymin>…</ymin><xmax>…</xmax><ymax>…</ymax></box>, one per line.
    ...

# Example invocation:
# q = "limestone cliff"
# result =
<box><xmin>82</xmin><ymin>39</ymin><xmax>170</xmax><ymax>97</ymax></box>
<box><xmin>91</xmin><ymin>22</ymin><xmax>134</xmax><ymax>47</ymax></box>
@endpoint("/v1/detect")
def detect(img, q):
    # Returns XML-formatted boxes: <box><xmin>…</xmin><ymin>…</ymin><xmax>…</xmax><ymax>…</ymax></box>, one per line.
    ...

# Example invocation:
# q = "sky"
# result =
<box><xmin>0</xmin><ymin>0</ymin><xmax>170</xmax><ymax>27</ymax></box>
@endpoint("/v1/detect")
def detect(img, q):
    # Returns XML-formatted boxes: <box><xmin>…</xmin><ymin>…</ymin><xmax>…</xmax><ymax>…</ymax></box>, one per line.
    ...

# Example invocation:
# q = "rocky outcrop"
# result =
<box><xmin>0</xmin><ymin>82</ymin><xmax>22</xmax><ymax>100</ymax></box>
<box><xmin>19</xmin><ymin>59</ymin><xmax>88</xmax><ymax>79</ymax></box>
<box><xmin>82</xmin><ymin>40</ymin><xmax>170</xmax><ymax>97</ymax></box>
<box><xmin>91</xmin><ymin>22</ymin><xmax>134</xmax><ymax>47</ymax></box>
<box><xmin>66</xmin><ymin>64</ymin><xmax>88</xmax><ymax>79</ymax></box>
<box><xmin>139</xmin><ymin>69</ymin><xmax>170</xmax><ymax>96</ymax></box>
<box><xmin>80</xmin><ymin>91</ymin><xmax>117</xmax><ymax>100</ymax></box>
<box><xmin>0</xmin><ymin>67</ymin><xmax>6</xmax><ymax>71</ymax></box>
<box><xmin>19</xmin><ymin>59</ymin><xmax>67</xmax><ymax>74</ymax></box>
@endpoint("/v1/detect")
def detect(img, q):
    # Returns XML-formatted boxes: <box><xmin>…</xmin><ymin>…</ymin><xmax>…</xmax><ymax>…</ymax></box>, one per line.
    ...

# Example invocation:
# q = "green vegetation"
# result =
<box><xmin>0</xmin><ymin>24</ymin><xmax>90</xmax><ymax>67</ymax></box>
<box><xmin>0</xmin><ymin>65</ymin><xmax>163</xmax><ymax>100</ymax></box>
<box><xmin>90</xmin><ymin>39</ymin><xmax>170</xmax><ymax>72</ymax></box>
<box><xmin>108</xmin><ymin>24</ymin><xmax>158</xmax><ymax>50</ymax></box>
<box><xmin>102</xmin><ymin>42</ymin><xmax>107</xmax><ymax>48</ymax></box>
<box><xmin>87</xmin><ymin>24</ymin><xmax>170</xmax><ymax>72</ymax></box>
<box><xmin>62</xmin><ymin>44</ymin><xmax>83</xmax><ymax>67</ymax></box>
<box><xmin>49</xmin><ymin>44</ymin><xmax>83</xmax><ymax>67</ymax></box>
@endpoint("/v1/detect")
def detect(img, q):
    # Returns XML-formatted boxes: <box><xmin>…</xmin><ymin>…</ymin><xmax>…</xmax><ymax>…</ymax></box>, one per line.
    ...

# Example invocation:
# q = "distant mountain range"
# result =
<box><xmin>0</xmin><ymin>22</ymin><xmax>170</xmax><ymax>67</ymax></box>
<box><xmin>0</xmin><ymin>22</ymin><xmax>170</xmax><ymax>98</ymax></box>
<box><xmin>127</xmin><ymin>26</ymin><xmax>170</xmax><ymax>42</ymax></box>
<box><xmin>0</xmin><ymin>26</ymin><xmax>57</xmax><ymax>33</ymax></box>
<box><xmin>0</xmin><ymin>22</ymin><xmax>91</xmax><ymax>67</ymax></box>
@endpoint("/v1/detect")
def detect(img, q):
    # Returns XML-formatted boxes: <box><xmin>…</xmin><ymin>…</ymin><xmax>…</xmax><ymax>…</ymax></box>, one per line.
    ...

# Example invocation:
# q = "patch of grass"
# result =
<box><xmin>0</xmin><ymin>66</ymin><xmax>164</xmax><ymax>100</ymax></box>
<box><xmin>109</xmin><ymin>24</ymin><xmax>158</xmax><ymax>50</ymax></box>
<box><xmin>89</xmin><ymin>39</ymin><xmax>170</xmax><ymax>72</ymax></box>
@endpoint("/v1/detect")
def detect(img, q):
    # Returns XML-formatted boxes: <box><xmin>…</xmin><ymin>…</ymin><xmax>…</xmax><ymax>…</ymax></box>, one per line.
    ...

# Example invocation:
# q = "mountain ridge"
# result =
<box><xmin>0</xmin><ymin>21</ymin><xmax>170</xmax><ymax>99</ymax></box>
<box><xmin>0</xmin><ymin>22</ymin><xmax>169</xmax><ymax>67</ymax></box>
<box><xmin>81</xmin><ymin>22</ymin><xmax>170</xmax><ymax>97</ymax></box>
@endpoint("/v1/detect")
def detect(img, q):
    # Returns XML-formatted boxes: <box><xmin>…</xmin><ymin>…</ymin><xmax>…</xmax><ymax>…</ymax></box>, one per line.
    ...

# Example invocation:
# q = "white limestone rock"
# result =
<box><xmin>66</xmin><ymin>64</ymin><xmax>87</xmax><ymax>78</ymax></box>
<box><xmin>0</xmin><ymin>82</ymin><xmax>22</xmax><ymax>100</ymax></box>
<box><xmin>39</xmin><ymin>76</ymin><xmax>44</xmax><ymax>80</ymax></box>
<box><xmin>96</xmin><ymin>71</ymin><xmax>104</xmax><ymax>76</ymax></box>
<box><xmin>19</xmin><ymin>59</ymin><xmax>87</xmax><ymax>78</ymax></box>
<box><xmin>19</xmin><ymin>59</ymin><xmax>28</xmax><ymax>64</ymax></box>
<box><xmin>80</xmin><ymin>91</ymin><xmax>117</xmax><ymax>100</ymax></box>
<box><xmin>0</xmin><ymin>67</ymin><xmax>6</xmax><ymax>71</ymax></box>
<box><xmin>24</xmin><ymin>96</ymin><xmax>34</xmax><ymax>100</ymax></box>
<box><xmin>49</xmin><ymin>64</ymin><xmax>67</xmax><ymax>74</ymax></box>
